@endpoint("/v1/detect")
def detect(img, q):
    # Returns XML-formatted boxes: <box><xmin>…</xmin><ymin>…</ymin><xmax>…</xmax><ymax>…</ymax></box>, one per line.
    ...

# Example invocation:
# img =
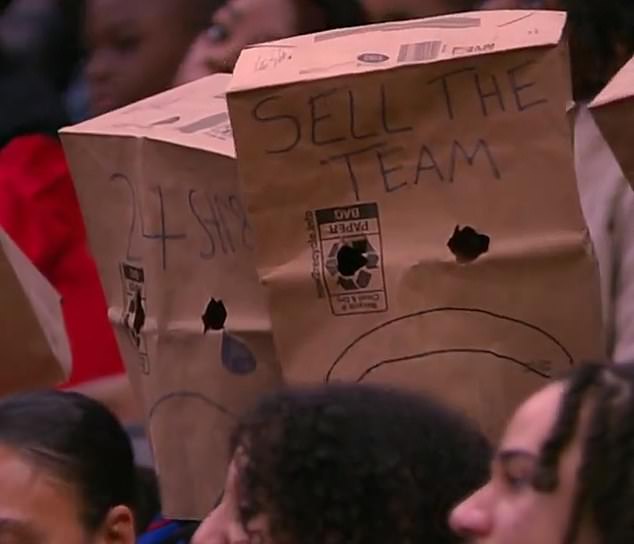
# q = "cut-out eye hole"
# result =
<box><xmin>337</xmin><ymin>242</ymin><xmax>369</xmax><ymax>277</ymax></box>
<box><xmin>202</xmin><ymin>298</ymin><xmax>228</xmax><ymax>332</ymax></box>
<box><xmin>132</xmin><ymin>290</ymin><xmax>145</xmax><ymax>335</ymax></box>
<box><xmin>447</xmin><ymin>225</ymin><xmax>490</xmax><ymax>263</ymax></box>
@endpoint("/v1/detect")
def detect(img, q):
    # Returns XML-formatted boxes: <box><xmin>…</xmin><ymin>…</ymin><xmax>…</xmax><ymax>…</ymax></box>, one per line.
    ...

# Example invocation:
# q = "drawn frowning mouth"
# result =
<box><xmin>326</xmin><ymin>307</ymin><xmax>574</xmax><ymax>382</ymax></box>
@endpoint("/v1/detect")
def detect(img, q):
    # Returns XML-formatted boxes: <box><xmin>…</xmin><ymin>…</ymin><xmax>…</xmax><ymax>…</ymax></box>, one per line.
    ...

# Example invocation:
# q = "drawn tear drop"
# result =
<box><xmin>221</xmin><ymin>331</ymin><xmax>257</xmax><ymax>375</ymax></box>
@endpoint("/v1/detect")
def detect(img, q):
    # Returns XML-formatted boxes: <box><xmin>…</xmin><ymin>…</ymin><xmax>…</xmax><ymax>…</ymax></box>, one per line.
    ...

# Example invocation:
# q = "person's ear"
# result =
<box><xmin>97</xmin><ymin>505</ymin><xmax>136</xmax><ymax>544</ymax></box>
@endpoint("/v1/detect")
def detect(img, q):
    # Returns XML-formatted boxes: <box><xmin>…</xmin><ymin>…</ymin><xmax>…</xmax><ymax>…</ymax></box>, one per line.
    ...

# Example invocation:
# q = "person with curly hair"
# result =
<box><xmin>192</xmin><ymin>384</ymin><xmax>491</xmax><ymax>544</ymax></box>
<box><xmin>450</xmin><ymin>361</ymin><xmax>634</xmax><ymax>544</ymax></box>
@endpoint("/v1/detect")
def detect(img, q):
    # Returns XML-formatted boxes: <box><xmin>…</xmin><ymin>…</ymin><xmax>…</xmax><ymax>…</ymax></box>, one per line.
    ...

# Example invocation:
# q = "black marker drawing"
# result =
<box><xmin>110</xmin><ymin>173</ymin><xmax>142</xmax><ymax>262</ymax></box>
<box><xmin>326</xmin><ymin>307</ymin><xmax>574</xmax><ymax>383</ymax></box>
<box><xmin>497</xmin><ymin>11</ymin><xmax>536</xmax><ymax>28</ymax></box>
<box><xmin>202</xmin><ymin>299</ymin><xmax>257</xmax><ymax>375</ymax></box>
<box><xmin>149</xmin><ymin>391</ymin><xmax>237</xmax><ymax>422</ymax></box>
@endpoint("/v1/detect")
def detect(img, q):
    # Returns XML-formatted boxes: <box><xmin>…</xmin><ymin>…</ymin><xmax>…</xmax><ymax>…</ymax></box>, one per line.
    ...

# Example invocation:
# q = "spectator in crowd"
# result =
<box><xmin>481</xmin><ymin>0</ymin><xmax>634</xmax><ymax>363</ymax></box>
<box><xmin>176</xmin><ymin>0</ymin><xmax>481</xmax><ymax>84</ymax></box>
<box><xmin>193</xmin><ymin>384</ymin><xmax>491</xmax><ymax>544</ymax></box>
<box><xmin>450</xmin><ymin>361</ymin><xmax>634</xmax><ymax>544</ymax></box>
<box><xmin>0</xmin><ymin>49</ymin><xmax>142</xmax><ymax>423</ymax></box>
<box><xmin>175</xmin><ymin>0</ymin><xmax>366</xmax><ymax>84</ymax></box>
<box><xmin>85</xmin><ymin>0</ymin><xmax>221</xmax><ymax>116</ymax></box>
<box><xmin>0</xmin><ymin>390</ymin><xmax>147</xmax><ymax>544</ymax></box>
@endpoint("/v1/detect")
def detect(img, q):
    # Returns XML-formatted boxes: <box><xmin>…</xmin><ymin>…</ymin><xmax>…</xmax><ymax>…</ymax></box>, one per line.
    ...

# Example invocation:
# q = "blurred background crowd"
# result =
<box><xmin>2</xmin><ymin>0</ymin><xmax>632</xmax><ymax>150</ymax></box>
<box><xmin>0</xmin><ymin>0</ymin><xmax>481</xmax><ymax>133</ymax></box>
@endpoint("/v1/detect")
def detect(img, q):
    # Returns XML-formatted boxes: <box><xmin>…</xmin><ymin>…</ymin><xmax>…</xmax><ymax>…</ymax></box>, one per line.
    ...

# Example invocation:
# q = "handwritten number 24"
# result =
<box><xmin>110</xmin><ymin>173</ymin><xmax>252</xmax><ymax>270</ymax></box>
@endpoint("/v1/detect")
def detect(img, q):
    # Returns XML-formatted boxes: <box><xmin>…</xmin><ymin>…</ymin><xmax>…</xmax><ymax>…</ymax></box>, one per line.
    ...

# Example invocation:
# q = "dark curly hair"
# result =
<box><xmin>532</xmin><ymin>362</ymin><xmax>634</xmax><ymax>544</ymax></box>
<box><xmin>561</xmin><ymin>0</ymin><xmax>634</xmax><ymax>100</ymax></box>
<box><xmin>231</xmin><ymin>384</ymin><xmax>492</xmax><ymax>544</ymax></box>
<box><xmin>481</xmin><ymin>0</ymin><xmax>634</xmax><ymax>100</ymax></box>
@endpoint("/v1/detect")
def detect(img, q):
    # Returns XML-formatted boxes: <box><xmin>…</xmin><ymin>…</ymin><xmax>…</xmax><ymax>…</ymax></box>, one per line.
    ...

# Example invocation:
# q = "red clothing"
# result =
<box><xmin>0</xmin><ymin>135</ymin><xmax>123</xmax><ymax>386</ymax></box>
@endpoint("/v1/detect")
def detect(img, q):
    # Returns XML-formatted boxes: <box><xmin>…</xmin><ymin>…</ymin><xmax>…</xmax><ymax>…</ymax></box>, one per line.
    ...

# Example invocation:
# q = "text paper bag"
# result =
<box><xmin>590</xmin><ymin>55</ymin><xmax>634</xmax><ymax>186</ymax></box>
<box><xmin>0</xmin><ymin>228</ymin><xmax>71</xmax><ymax>394</ymax></box>
<box><xmin>61</xmin><ymin>74</ymin><xmax>282</xmax><ymax>519</ymax></box>
<box><xmin>228</xmin><ymin>10</ymin><xmax>603</xmax><ymax>439</ymax></box>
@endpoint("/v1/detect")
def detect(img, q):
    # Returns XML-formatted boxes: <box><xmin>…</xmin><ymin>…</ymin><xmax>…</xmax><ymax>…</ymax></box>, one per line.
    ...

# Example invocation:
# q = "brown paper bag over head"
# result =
<box><xmin>227</xmin><ymin>10</ymin><xmax>604</xmax><ymax>440</ymax></box>
<box><xmin>0</xmin><ymin>228</ymin><xmax>71</xmax><ymax>394</ymax></box>
<box><xmin>61</xmin><ymin>74</ymin><xmax>282</xmax><ymax>519</ymax></box>
<box><xmin>590</xmin><ymin>55</ymin><xmax>634</xmax><ymax>187</ymax></box>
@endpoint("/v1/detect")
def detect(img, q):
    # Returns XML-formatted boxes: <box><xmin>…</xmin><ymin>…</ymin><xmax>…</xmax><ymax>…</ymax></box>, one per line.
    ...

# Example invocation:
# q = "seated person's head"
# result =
<box><xmin>175</xmin><ymin>0</ymin><xmax>368</xmax><ymax>84</ymax></box>
<box><xmin>85</xmin><ymin>0</ymin><xmax>221</xmax><ymax>115</ymax></box>
<box><xmin>194</xmin><ymin>383</ymin><xmax>491</xmax><ymax>544</ymax></box>
<box><xmin>176</xmin><ymin>0</ymin><xmax>481</xmax><ymax>84</ymax></box>
<box><xmin>0</xmin><ymin>390</ymin><xmax>138</xmax><ymax>544</ymax></box>
<box><xmin>479</xmin><ymin>0</ymin><xmax>634</xmax><ymax>101</ymax></box>
<box><xmin>451</xmin><ymin>362</ymin><xmax>634</xmax><ymax>544</ymax></box>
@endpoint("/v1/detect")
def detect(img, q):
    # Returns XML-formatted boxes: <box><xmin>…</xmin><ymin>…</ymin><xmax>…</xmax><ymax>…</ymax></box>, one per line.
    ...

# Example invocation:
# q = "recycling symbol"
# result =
<box><xmin>326</xmin><ymin>238</ymin><xmax>380</xmax><ymax>291</ymax></box>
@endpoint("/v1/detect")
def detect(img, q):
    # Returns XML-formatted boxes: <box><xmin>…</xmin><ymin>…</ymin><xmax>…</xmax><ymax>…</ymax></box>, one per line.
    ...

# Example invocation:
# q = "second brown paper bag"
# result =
<box><xmin>228</xmin><ymin>10</ymin><xmax>604</xmax><ymax>439</ymax></box>
<box><xmin>0</xmin><ymin>227</ymin><xmax>72</xmax><ymax>394</ymax></box>
<box><xmin>62</xmin><ymin>74</ymin><xmax>281</xmax><ymax>519</ymax></box>
<box><xmin>591</xmin><ymin>55</ymin><xmax>634</xmax><ymax>187</ymax></box>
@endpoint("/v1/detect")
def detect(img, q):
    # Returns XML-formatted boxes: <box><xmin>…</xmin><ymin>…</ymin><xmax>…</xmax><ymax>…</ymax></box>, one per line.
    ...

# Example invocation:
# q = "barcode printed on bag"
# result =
<box><xmin>397</xmin><ymin>41</ymin><xmax>442</xmax><ymax>63</ymax></box>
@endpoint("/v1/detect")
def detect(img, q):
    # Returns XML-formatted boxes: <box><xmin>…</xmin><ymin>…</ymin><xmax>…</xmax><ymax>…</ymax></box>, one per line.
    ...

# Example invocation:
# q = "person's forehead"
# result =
<box><xmin>0</xmin><ymin>445</ymin><xmax>80</xmax><ymax>530</ymax></box>
<box><xmin>499</xmin><ymin>383</ymin><xmax>564</xmax><ymax>453</ymax></box>
<box><xmin>0</xmin><ymin>445</ymin><xmax>46</xmax><ymax>501</ymax></box>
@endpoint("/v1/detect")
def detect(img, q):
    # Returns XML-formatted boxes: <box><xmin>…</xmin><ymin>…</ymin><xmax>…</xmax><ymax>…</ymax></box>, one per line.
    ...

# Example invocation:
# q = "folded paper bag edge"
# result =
<box><xmin>228</xmin><ymin>9</ymin><xmax>567</xmax><ymax>94</ymax></box>
<box><xmin>0</xmin><ymin>227</ymin><xmax>72</xmax><ymax>380</ymax></box>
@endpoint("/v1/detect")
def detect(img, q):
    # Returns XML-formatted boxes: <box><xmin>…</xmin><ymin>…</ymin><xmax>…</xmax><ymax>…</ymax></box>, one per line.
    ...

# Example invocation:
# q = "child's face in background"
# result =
<box><xmin>175</xmin><ymin>0</ymin><xmax>325</xmax><ymax>86</ymax></box>
<box><xmin>85</xmin><ymin>0</ymin><xmax>200</xmax><ymax>115</ymax></box>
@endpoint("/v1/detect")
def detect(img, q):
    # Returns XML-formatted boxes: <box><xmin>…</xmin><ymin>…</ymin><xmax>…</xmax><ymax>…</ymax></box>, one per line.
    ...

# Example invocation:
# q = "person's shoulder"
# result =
<box><xmin>1</xmin><ymin>134</ymin><xmax>65</xmax><ymax>162</ymax></box>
